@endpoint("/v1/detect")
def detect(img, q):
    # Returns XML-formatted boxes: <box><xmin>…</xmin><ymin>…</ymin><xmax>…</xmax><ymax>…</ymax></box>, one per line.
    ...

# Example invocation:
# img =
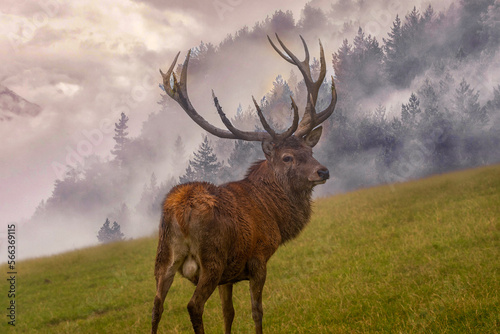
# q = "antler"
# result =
<box><xmin>160</xmin><ymin>35</ymin><xmax>336</xmax><ymax>142</ymax></box>
<box><xmin>160</xmin><ymin>50</ymin><xmax>299</xmax><ymax>142</ymax></box>
<box><xmin>268</xmin><ymin>34</ymin><xmax>337</xmax><ymax>137</ymax></box>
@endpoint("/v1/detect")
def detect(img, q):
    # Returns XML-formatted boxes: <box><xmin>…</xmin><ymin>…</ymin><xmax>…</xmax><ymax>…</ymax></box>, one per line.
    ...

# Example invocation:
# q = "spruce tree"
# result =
<box><xmin>137</xmin><ymin>173</ymin><xmax>160</xmax><ymax>216</ymax></box>
<box><xmin>111</xmin><ymin>112</ymin><xmax>130</xmax><ymax>166</ymax></box>
<box><xmin>403</xmin><ymin>7</ymin><xmax>422</xmax><ymax>38</ymax></box>
<box><xmin>484</xmin><ymin>85</ymin><xmax>500</xmax><ymax>115</ymax></box>
<box><xmin>332</xmin><ymin>39</ymin><xmax>353</xmax><ymax>87</ymax></box>
<box><xmin>265</xmin><ymin>75</ymin><xmax>295</xmax><ymax>126</ymax></box>
<box><xmin>97</xmin><ymin>218</ymin><xmax>125</xmax><ymax>243</ymax></box>
<box><xmin>173</xmin><ymin>135</ymin><xmax>186</xmax><ymax>167</ymax></box>
<box><xmin>453</xmin><ymin>79</ymin><xmax>487</xmax><ymax>125</ymax></box>
<box><xmin>111</xmin><ymin>221</ymin><xmax>124</xmax><ymax>241</ymax></box>
<box><xmin>418</xmin><ymin>79</ymin><xmax>439</xmax><ymax>118</ymax></box>
<box><xmin>179</xmin><ymin>165</ymin><xmax>196</xmax><ymax>184</ymax></box>
<box><xmin>401</xmin><ymin>93</ymin><xmax>421</xmax><ymax>125</ymax></box>
<box><xmin>422</xmin><ymin>4</ymin><xmax>434</xmax><ymax>23</ymax></box>
<box><xmin>351</xmin><ymin>27</ymin><xmax>384</xmax><ymax>94</ymax></box>
<box><xmin>179</xmin><ymin>136</ymin><xmax>222</xmax><ymax>184</ymax></box>
<box><xmin>384</xmin><ymin>15</ymin><xmax>404</xmax><ymax>86</ymax></box>
<box><xmin>227</xmin><ymin>140</ymin><xmax>258</xmax><ymax>169</ymax></box>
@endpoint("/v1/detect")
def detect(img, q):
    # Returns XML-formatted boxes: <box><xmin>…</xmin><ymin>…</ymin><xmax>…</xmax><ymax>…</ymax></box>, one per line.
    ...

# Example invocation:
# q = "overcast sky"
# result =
<box><xmin>0</xmin><ymin>0</ymin><xmax>313</xmax><ymax>225</ymax></box>
<box><xmin>0</xmin><ymin>0</ymin><xmax>455</xmax><ymax>228</ymax></box>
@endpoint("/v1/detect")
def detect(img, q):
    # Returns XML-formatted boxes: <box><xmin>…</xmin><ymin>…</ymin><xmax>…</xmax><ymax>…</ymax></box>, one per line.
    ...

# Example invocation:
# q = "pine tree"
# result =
<box><xmin>111</xmin><ymin>221</ymin><xmax>124</xmax><ymax>240</ymax></box>
<box><xmin>332</xmin><ymin>39</ymin><xmax>353</xmax><ymax>87</ymax></box>
<box><xmin>483</xmin><ymin>1</ymin><xmax>500</xmax><ymax>50</ymax></box>
<box><xmin>373</xmin><ymin>104</ymin><xmax>387</xmax><ymax>125</ymax></box>
<box><xmin>402</xmin><ymin>6</ymin><xmax>424</xmax><ymax>45</ymax></box>
<box><xmin>422</xmin><ymin>4</ymin><xmax>434</xmax><ymax>23</ymax></box>
<box><xmin>350</xmin><ymin>27</ymin><xmax>384</xmax><ymax>94</ymax></box>
<box><xmin>173</xmin><ymin>135</ymin><xmax>186</xmax><ymax>165</ymax></box>
<box><xmin>97</xmin><ymin>218</ymin><xmax>125</xmax><ymax>243</ymax></box>
<box><xmin>353</xmin><ymin>27</ymin><xmax>366</xmax><ymax>57</ymax></box>
<box><xmin>236</xmin><ymin>104</ymin><xmax>243</xmax><ymax>116</ymax></box>
<box><xmin>418</xmin><ymin>79</ymin><xmax>439</xmax><ymax>118</ymax></box>
<box><xmin>265</xmin><ymin>75</ymin><xmax>295</xmax><ymax>126</ymax></box>
<box><xmin>179</xmin><ymin>136</ymin><xmax>222</xmax><ymax>184</ymax></box>
<box><xmin>484</xmin><ymin>85</ymin><xmax>500</xmax><ymax>114</ymax></box>
<box><xmin>453</xmin><ymin>79</ymin><xmax>487</xmax><ymax>125</ymax></box>
<box><xmin>401</xmin><ymin>93</ymin><xmax>421</xmax><ymax>125</ymax></box>
<box><xmin>384</xmin><ymin>15</ymin><xmax>404</xmax><ymax>86</ymax></box>
<box><xmin>137</xmin><ymin>173</ymin><xmax>160</xmax><ymax>215</ymax></box>
<box><xmin>190</xmin><ymin>41</ymin><xmax>216</xmax><ymax>70</ymax></box>
<box><xmin>299</xmin><ymin>3</ymin><xmax>327</xmax><ymax>31</ymax></box>
<box><xmin>179</xmin><ymin>165</ymin><xmax>196</xmax><ymax>184</ymax></box>
<box><xmin>111</xmin><ymin>112</ymin><xmax>130</xmax><ymax>166</ymax></box>
<box><xmin>269</xmin><ymin>9</ymin><xmax>295</xmax><ymax>33</ymax></box>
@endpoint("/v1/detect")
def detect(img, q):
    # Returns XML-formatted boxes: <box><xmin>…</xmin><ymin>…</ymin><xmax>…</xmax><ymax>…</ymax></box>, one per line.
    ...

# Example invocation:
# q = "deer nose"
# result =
<box><xmin>317</xmin><ymin>168</ymin><xmax>330</xmax><ymax>180</ymax></box>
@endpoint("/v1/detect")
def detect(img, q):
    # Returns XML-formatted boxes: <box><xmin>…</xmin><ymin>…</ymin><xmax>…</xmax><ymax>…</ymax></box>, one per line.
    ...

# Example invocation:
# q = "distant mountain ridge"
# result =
<box><xmin>0</xmin><ymin>84</ymin><xmax>42</xmax><ymax>121</ymax></box>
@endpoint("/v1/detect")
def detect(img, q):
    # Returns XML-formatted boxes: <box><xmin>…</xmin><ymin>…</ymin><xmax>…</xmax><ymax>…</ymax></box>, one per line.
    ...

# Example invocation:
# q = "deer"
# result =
<box><xmin>151</xmin><ymin>34</ymin><xmax>337</xmax><ymax>334</ymax></box>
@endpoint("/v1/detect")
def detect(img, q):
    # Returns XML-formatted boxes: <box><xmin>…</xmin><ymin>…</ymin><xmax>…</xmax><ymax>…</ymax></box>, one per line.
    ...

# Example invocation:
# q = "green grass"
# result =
<box><xmin>2</xmin><ymin>165</ymin><xmax>499</xmax><ymax>333</ymax></box>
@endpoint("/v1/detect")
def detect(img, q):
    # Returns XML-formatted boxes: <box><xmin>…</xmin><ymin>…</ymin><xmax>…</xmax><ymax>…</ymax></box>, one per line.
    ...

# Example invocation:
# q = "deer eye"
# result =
<box><xmin>282</xmin><ymin>155</ymin><xmax>293</xmax><ymax>163</ymax></box>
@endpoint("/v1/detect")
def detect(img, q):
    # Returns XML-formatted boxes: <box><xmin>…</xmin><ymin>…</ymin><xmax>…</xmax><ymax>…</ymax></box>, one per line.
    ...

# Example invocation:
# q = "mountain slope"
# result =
<box><xmin>1</xmin><ymin>164</ymin><xmax>499</xmax><ymax>333</ymax></box>
<box><xmin>0</xmin><ymin>84</ymin><xmax>42</xmax><ymax>121</ymax></box>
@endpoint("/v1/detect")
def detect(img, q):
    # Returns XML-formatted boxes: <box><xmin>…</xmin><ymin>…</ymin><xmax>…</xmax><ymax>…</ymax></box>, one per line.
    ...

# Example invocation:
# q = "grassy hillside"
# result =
<box><xmin>2</xmin><ymin>165</ymin><xmax>499</xmax><ymax>333</ymax></box>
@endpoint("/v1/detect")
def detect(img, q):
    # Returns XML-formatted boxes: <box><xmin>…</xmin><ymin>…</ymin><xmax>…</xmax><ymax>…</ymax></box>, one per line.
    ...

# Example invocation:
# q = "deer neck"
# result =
<box><xmin>245</xmin><ymin>160</ymin><xmax>313</xmax><ymax>243</ymax></box>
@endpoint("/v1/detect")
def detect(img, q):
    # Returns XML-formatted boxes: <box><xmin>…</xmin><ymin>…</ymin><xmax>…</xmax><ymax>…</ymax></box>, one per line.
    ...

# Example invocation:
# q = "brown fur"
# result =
<box><xmin>151</xmin><ymin>133</ymin><xmax>329</xmax><ymax>334</ymax></box>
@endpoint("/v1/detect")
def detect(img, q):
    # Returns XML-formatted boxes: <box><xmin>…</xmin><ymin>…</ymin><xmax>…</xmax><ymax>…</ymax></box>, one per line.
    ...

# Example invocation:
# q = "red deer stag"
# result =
<box><xmin>152</xmin><ymin>35</ymin><xmax>337</xmax><ymax>334</ymax></box>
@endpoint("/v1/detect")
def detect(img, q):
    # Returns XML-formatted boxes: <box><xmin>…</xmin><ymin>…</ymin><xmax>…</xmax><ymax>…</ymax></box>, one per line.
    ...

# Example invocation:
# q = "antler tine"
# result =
<box><xmin>299</xmin><ymin>35</ymin><xmax>310</xmax><ymax>66</ymax></box>
<box><xmin>273</xmin><ymin>34</ymin><xmax>313</xmax><ymax>84</ymax></box>
<box><xmin>213</xmin><ymin>91</ymin><xmax>271</xmax><ymax>142</ymax></box>
<box><xmin>160</xmin><ymin>51</ymin><xmax>238</xmax><ymax>139</ymax></box>
<box><xmin>252</xmin><ymin>96</ymin><xmax>277</xmax><ymax>138</ymax></box>
<box><xmin>274</xmin><ymin>34</ymin><xmax>303</xmax><ymax>67</ymax></box>
<box><xmin>316</xmin><ymin>40</ymin><xmax>327</xmax><ymax>88</ymax></box>
<box><xmin>293</xmin><ymin>39</ymin><xmax>328</xmax><ymax>137</ymax></box>
<box><xmin>268</xmin><ymin>35</ymin><xmax>336</xmax><ymax>138</ymax></box>
<box><xmin>160</xmin><ymin>51</ymin><xmax>180</xmax><ymax>96</ymax></box>
<box><xmin>275</xmin><ymin>96</ymin><xmax>300</xmax><ymax>140</ymax></box>
<box><xmin>179</xmin><ymin>50</ymin><xmax>191</xmax><ymax>93</ymax></box>
<box><xmin>267</xmin><ymin>35</ymin><xmax>295</xmax><ymax>65</ymax></box>
<box><xmin>251</xmin><ymin>95</ymin><xmax>301</xmax><ymax>141</ymax></box>
<box><xmin>316</xmin><ymin>76</ymin><xmax>337</xmax><ymax>124</ymax></box>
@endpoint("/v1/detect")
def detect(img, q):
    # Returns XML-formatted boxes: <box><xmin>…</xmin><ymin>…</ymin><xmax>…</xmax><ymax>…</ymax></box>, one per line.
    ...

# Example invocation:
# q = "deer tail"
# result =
<box><xmin>154</xmin><ymin>209</ymin><xmax>172</xmax><ymax>277</ymax></box>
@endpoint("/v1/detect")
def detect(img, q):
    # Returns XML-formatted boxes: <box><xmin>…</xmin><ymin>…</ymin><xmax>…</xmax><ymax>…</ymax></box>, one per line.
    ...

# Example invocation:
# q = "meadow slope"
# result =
<box><xmin>1</xmin><ymin>165</ymin><xmax>499</xmax><ymax>333</ymax></box>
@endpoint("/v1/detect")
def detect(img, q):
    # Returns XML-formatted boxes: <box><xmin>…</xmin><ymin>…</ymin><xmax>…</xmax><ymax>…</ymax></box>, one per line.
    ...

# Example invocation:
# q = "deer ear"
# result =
<box><xmin>304</xmin><ymin>126</ymin><xmax>322</xmax><ymax>147</ymax></box>
<box><xmin>262</xmin><ymin>140</ymin><xmax>275</xmax><ymax>158</ymax></box>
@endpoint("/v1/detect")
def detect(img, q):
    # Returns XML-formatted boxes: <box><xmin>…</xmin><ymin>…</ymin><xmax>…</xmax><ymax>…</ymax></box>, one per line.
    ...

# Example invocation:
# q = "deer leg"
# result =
<box><xmin>249</xmin><ymin>265</ymin><xmax>267</xmax><ymax>334</ymax></box>
<box><xmin>151</xmin><ymin>259</ymin><xmax>182</xmax><ymax>334</ymax></box>
<box><xmin>219</xmin><ymin>283</ymin><xmax>235</xmax><ymax>334</ymax></box>
<box><xmin>187</xmin><ymin>269</ymin><xmax>221</xmax><ymax>334</ymax></box>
